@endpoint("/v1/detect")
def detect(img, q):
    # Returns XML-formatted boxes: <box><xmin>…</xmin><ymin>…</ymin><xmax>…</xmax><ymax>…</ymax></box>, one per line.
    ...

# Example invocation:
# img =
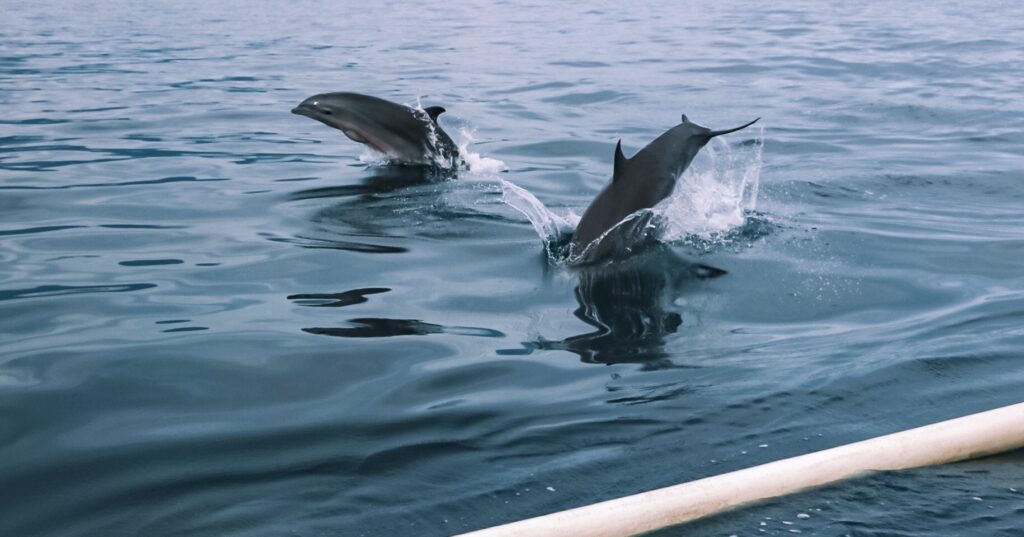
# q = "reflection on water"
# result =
<box><xmin>504</xmin><ymin>246</ymin><xmax>726</xmax><ymax>366</ymax></box>
<box><xmin>268</xmin><ymin>166</ymin><xmax>450</xmax><ymax>254</ymax></box>
<box><xmin>287</xmin><ymin>164</ymin><xmax>517</xmax><ymax>248</ymax></box>
<box><xmin>286</xmin><ymin>165</ymin><xmax>447</xmax><ymax>201</ymax></box>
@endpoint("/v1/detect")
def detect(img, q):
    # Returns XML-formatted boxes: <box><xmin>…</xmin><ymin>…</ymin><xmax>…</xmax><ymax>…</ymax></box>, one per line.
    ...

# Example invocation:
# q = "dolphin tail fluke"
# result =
<box><xmin>706</xmin><ymin>117</ymin><xmax>760</xmax><ymax>138</ymax></box>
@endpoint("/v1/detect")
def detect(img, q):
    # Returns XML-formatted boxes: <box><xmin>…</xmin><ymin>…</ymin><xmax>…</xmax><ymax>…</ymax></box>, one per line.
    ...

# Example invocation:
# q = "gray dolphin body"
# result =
<box><xmin>292</xmin><ymin>92</ymin><xmax>460</xmax><ymax>169</ymax></box>
<box><xmin>570</xmin><ymin>114</ymin><xmax>760</xmax><ymax>262</ymax></box>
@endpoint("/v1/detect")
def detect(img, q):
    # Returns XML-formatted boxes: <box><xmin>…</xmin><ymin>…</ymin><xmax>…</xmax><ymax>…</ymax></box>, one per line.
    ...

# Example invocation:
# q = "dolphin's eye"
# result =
<box><xmin>321</xmin><ymin>110</ymin><xmax>332</xmax><ymax>115</ymax></box>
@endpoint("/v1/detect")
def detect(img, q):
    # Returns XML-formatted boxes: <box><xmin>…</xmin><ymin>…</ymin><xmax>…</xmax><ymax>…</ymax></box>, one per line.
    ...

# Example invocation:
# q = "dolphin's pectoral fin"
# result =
<box><xmin>341</xmin><ymin>128</ymin><xmax>369</xmax><ymax>144</ymax></box>
<box><xmin>612</xmin><ymin>139</ymin><xmax>630</xmax><ymax>182</ymax></box>
<box><xmin>424</xmin><ymin>106</ymin><xmax>446</xmax><ymax>122</ymax></box>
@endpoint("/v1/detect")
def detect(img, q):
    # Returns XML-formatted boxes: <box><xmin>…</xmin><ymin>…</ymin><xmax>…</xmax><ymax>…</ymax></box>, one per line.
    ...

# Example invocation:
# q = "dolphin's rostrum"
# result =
<box><xmin>292</xmin><ymin>92</ymin><xmax>461</xmax><ymax>169</ymax></box>
<box><xmin>569</xmin><ymin>114</ymin><xmax>759</xmax><ymax>263</ymax></box>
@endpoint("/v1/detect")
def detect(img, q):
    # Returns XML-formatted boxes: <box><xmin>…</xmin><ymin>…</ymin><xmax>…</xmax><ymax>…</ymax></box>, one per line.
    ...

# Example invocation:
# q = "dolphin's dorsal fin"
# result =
<box><xmin>613</xmin><ymin>139</ymin><xmax>629</xmax><ymax>182</ymax></box>
<box><xmin>424</xmin><ymin>106</ymin><xmax>446</xmax><ymax>122</ymax></box>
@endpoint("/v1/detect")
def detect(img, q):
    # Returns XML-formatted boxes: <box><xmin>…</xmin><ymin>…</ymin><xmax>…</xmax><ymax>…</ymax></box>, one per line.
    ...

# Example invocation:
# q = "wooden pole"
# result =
<box><xmin>455</xmin><ymin>402</ymin><xmax>1024</xmax><ymax>537</ymax></box>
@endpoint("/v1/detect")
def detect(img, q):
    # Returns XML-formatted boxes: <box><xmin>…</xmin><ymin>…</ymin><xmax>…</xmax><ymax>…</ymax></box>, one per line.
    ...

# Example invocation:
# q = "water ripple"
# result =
<box><xmin>0</xmin><ymin>283</ymin><xmax>156</xmax><ymax>302</ymax></box>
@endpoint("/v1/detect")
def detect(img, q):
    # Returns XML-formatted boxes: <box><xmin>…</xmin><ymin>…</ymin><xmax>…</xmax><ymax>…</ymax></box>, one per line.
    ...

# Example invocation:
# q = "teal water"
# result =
<box><xmin>2</xmin><ymin>1</ymin><xmax>1024</xmax><ymax>536</ymax></box>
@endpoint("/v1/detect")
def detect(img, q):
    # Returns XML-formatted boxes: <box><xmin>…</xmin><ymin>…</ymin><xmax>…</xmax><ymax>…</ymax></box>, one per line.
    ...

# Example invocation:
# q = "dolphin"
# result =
<box><xmin>569</xmin><ymin>114</ymin><xmax>759</xmax><ymax>262</ymax></box>
<box><xmin>292</xmin><ymin>92</ymin><xmax>461</xmax><ymax>169</ymax></box>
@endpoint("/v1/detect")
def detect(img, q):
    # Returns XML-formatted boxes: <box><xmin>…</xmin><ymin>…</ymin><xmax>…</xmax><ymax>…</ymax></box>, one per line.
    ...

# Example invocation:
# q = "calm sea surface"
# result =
<box><xmin>2</xmin><ymin>1</ymin><xmax>1024</xmax><ymax>535</ymax></box>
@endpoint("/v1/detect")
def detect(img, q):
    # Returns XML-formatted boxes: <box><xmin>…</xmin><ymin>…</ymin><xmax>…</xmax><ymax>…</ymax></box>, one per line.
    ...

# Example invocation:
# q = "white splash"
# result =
<box><xmin>499</xmin><ymin>178</ymin><xmax>577</xmax><ymax>243</ymax></box>
<box><xmin>658</xmin><ymin>125</ymin><xmax>764</xmax><ymax>241</ymax></box>
<box><xmin>409</xmin><ymin>98</ymin><xmax>507</xmax><ymax>173</ymax></box>
<box><xmin>356</xmin><ymin>126</ymin><xmax>507</xmax><ymax>173</ymax></box>
<box><xmin>457</xmin><ymin>127</ymin><xmax>508</xmax><ymax>175</ymax></box>
<box><xmin>358</xmin><ymin>149</ymin><xmax>392</xmax><ymax>166</ymax></box>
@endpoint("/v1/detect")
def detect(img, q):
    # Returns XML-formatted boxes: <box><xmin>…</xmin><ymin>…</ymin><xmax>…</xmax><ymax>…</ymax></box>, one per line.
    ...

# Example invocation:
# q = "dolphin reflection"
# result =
<box><xmin>502</xmin><ymin>246</ymin><xmax>725</xmax><ymax>367</ymax></box>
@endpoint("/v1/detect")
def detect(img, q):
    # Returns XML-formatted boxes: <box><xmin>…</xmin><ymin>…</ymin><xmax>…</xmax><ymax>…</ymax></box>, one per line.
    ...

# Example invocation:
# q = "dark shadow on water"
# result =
<box><xmin>287</xmin><ymin>287</ymin><xmax>390</xmax><ymax>307</ymax></box>
<box><xmin>262</xmin><ymin>232</ymin><xmax>407</xmax><ymax>254</ymax></box>
<box><xmin>304</xmin><ymin>319</ymin><xmax>504</xmax><ymax>339</ymax></box>
<box><xmin>500</xmin><ymin>245</ymin><xmax>726</xmax><ymax>368</ymax></box>
<box><xmin>291</xmin><ymin>286</ymin><xmax>504</xmax><ymax>339</ymax></box>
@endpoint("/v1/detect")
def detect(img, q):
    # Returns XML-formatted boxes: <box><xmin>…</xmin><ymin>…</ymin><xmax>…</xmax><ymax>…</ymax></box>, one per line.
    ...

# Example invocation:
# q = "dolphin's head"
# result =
<box><xmin>291</xmin><ymin>93</ymin><xmax>357</xmax><ymax>130</ymax></box>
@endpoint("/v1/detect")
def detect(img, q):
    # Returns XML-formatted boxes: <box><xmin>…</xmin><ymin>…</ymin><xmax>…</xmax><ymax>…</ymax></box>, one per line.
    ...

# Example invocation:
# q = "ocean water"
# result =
<box><xmin>3</xmin><ymin>1</ymin><xmax>1024</xmax><ymax>536</ymax></box>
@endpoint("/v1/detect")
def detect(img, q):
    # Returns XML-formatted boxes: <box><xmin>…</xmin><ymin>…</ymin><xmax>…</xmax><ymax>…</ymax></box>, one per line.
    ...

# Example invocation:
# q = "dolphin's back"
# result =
<box><xmin>572</xmin><ymin>182</ymin><xmax>629</xmax><ymax>250</ymax></box>
<box><xmin>571</xmin><ymin>142</ymin><xmax>676</xmax><ymax>255</ymax></box>
<box><xmin>292</xmin><ymin>91</ymin><xmax>460</xmax><ymax>168</ymax></box>
<box><xmin>338</xmin><ymin>94</ymin><xmax>435</xmax><ymax>151</ymax></box>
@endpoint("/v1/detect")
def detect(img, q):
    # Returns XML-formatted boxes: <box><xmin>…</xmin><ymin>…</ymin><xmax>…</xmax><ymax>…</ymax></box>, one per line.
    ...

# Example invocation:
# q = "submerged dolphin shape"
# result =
<box><xmin>292</xmin><ymin>92</ymin><xmax>461</xmax><ymax>169</ymax></box>
<box><xmin>570</xmin><ymin>114</ymin><xmax>759</xmax><ymax>262</ymax></box>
